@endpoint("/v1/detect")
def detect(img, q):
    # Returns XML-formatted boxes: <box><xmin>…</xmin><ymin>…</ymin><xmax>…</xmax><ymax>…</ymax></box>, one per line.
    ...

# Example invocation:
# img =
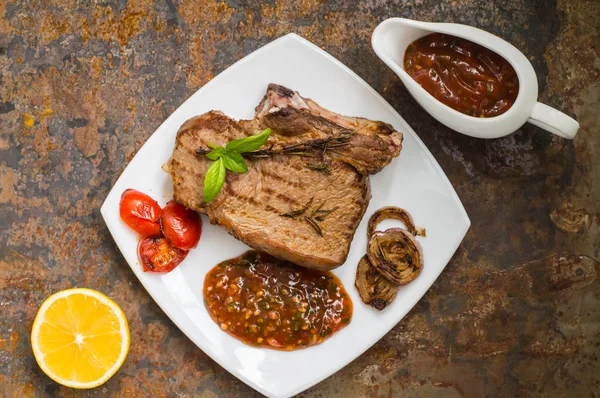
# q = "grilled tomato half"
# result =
<box><xmin>119</xmin><ymin>189</ymin><xmax>162</xmax><ymax>238</ymax></box>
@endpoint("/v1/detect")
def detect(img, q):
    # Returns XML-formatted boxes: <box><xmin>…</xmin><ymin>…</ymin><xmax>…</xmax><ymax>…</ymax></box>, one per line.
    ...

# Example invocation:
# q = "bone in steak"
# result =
<box><xmin>164</xmin><ymin>84</ymin><xmax>402</xmax><ymax>270</ymax></box>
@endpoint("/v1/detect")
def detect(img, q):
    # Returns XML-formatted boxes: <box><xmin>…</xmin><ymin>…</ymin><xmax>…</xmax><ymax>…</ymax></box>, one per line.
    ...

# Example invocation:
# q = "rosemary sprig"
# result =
<box><xmin>314</xmin><ymin>206</ymin><xmax>339</xmax><ymax>221</ymax></box>
<box><xmin>305</xmin><ymin>162</ymin><xmax>332</xmax><ymax>175</ymax></box>
<box><xmin>286</xmin><ymin>152</ymin><xmax>315</xmax><ymax>158</ymax></box>
<box><xmin>304</xmin><ymin>216</ymin><xmax>323</xmax><ymax>236</ymax></box>
<box><xmin>324</xmin><ymin>142</ymin><xmax>350</xmax><ymax>148</ymax></box>
<box><xmin>197</xmin><ymin>131</ymin><xmax>354</xmax><ymax>160</ymax></box>
<box><xmin>279</xmin><ymin>197</ymin><xmax>314</xmax><ymax>218</ymax></box>
<box><xmin>310</xmin><ymin>201</ymin><xmax>326</xmax><ymax>216</ymax></box>
<box><xmin>278</xmin><ymin>199</ymin><xmax>338</xmax><ymax>236</ymax></box>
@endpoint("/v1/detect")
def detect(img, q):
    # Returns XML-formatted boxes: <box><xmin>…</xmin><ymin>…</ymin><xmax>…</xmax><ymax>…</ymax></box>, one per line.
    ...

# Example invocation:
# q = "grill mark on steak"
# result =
<box><xmin>276</xmin><ymin>193</ymin><xmax>300</xmax><ymax>206</ymax></box>
<box><xmin>239</xmin><ymin>195</ymin><xmax>260</xmax><ymax>207</ymax></box>
<box><xmin>264</xmin><ymin>204</ymin><xmax>279</xmax><ymax>213</ymax></box>
<box><xmin>261</xmin><ymin>169</ymin><xmax>302</xmax><ymax>189</ymax></box>
<box><xmin>166</xmin><ymin>84</ymin><xmax>400</xmax><ymax>270</ymax></box>
<box><xmin>259</xmin><ymin>169</ymin><xmax>286</xmax><ymax>183</ymax></box>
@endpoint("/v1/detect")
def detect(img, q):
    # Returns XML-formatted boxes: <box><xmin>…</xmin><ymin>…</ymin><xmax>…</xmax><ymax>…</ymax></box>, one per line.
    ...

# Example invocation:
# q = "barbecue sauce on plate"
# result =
<box><xmin>404</xmin><ymin>33</ymin><xmax>519</xmax><ymax>117</ymax></box>
<box><xmin>203</xmin><ymin>251</ymin><xmax>353</xmax><ymax>350</ymax></box>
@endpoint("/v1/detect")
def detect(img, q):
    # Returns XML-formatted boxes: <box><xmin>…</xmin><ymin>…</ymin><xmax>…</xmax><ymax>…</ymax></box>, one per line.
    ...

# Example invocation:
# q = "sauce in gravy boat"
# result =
<box><xmin>372</xmin><ymin>18</ymin><xmax>579</xmax><ymax>139</ymax></box>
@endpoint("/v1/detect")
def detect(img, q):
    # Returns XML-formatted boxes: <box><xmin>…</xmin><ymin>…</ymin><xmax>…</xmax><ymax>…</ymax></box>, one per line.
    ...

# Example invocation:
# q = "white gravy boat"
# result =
<box><xmin>372</xmin><ymin>18</ymin><xmax>579</xmax><ymax>139</ymax></box>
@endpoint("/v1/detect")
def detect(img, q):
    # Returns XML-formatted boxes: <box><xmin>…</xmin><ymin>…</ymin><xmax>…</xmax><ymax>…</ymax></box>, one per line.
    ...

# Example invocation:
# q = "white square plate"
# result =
<box><xmin>101</xmin><ymin>33</ymin><xmax>470</xmax><ymax>398</ymax></box>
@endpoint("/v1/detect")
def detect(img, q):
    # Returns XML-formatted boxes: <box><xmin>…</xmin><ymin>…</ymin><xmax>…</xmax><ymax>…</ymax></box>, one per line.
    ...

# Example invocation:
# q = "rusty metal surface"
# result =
<box><xmin>1</xmin><ymin>0</ymin><xmax>599</xmax><ymax>396</ymax></box>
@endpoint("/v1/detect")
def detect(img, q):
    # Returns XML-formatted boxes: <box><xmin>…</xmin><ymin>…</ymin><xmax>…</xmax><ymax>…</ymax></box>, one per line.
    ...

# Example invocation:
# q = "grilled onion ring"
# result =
<box><xmin>355</xmin><ymin>255</ymin><xmax>399</xmax><ymax>311</ymax></box>
<box><xmin>367</xmin><ymin>206</ymin><xmax>426</xmax><ymax>239</ymax></box>
<box><xmin>367</xmin><ymin>228</ymin><xmax>423</xmax><ymax>285</ymax></box>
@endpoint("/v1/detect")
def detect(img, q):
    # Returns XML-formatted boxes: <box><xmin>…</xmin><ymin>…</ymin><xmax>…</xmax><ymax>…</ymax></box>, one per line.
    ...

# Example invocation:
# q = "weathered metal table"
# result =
<box><xmin>1</xmin><ymin>0</ymin><xmax>598</xmax><ymax>396</ymax></box>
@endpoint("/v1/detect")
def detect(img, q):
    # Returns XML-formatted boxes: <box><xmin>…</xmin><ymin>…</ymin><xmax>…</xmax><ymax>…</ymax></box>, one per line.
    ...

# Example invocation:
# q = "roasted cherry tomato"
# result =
<box><xmin>160</xmin><ymin>201</ymin><xmax>202</xmax><ymax>251</ymax></box>
<box><xmin>119</xmin><ymin>189</ymin><xmax>162</xmax><ymax>238</ymax></box>
<box><xmin>138</xmin><ymin>237</ymin><xmax>188</xmax><ymax>273</ymax></box>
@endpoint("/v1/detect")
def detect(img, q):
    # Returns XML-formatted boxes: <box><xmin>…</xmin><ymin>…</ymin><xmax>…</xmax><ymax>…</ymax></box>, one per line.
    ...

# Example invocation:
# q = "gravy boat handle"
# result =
<box><xmin>528</xmin><ymin>102</ymin><xmax>579</xmax><ymax>139</ymax></box>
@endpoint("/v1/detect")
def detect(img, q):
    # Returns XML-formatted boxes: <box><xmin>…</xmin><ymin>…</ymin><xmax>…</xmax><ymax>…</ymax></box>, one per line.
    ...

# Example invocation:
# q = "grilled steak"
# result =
<box><xmin>164</xmin><ymin>84</ymin><xmax>402</xmax><ymax>270</ymax></box>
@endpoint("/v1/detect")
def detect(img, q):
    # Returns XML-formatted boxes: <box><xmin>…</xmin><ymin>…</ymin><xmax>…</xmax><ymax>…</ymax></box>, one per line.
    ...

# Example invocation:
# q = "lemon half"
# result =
<box><xmin>31</xmin><ymin>288</ymin><xmax>130</xmax><ymax>389</ymax></box>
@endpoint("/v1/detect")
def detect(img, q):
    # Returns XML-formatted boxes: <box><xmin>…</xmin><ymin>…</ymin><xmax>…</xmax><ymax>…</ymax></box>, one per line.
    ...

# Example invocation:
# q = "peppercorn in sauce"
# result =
<box><xmin>203</xmin><ymin>251</ymin><xmax>353</xmax><ymax>350</ymax></box>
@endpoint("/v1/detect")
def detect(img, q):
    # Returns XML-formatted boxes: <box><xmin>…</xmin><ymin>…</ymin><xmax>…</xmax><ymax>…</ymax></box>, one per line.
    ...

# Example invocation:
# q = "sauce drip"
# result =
<box><xmin>203</xmin><ymin>251</ymin><xmax>353</xmax><ymax>350</ymax></box>
<box><xmin>404</xmin><ymin>33</ymin><xmax>519</xmax><ymax>117</ymax></box>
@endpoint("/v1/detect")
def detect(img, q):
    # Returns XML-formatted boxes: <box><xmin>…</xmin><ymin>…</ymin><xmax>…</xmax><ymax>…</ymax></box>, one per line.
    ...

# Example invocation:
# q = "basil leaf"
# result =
<box><xmin>222</xmin><ymin>151</ymin><xmax>248</xmax><ymax>173</ymax></box>
<box><xmin>203</xmin><ymin>158</ymin><xmax>226</xmax><ymax>202</ymax></box>
<box><xmin>206</xmin><ymin>147</ymin><xmax>225</xmax><ymax>160</ymax></box>
<box><xmin>225</xmin><ymin>128</ymin><xmax>271</xmax><ymax>153</ymax></box>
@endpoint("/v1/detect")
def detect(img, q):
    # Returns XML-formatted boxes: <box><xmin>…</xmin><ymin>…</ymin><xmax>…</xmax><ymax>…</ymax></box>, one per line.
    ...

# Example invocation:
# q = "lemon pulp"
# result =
<box><xmin>31</xmin><ymin>288</ymin><xmax>130</xmax><ymax>388</ymax></box>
